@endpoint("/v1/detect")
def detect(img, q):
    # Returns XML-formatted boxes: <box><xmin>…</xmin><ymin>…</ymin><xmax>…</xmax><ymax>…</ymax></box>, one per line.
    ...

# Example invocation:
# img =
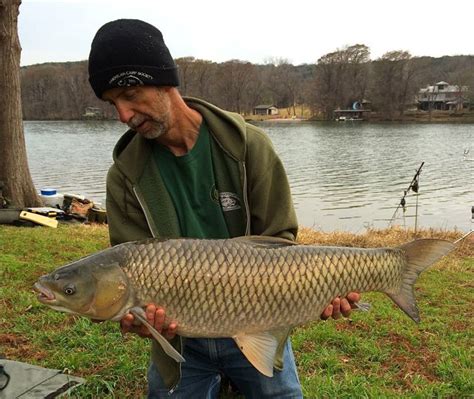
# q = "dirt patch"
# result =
<box><xmin>335</xmin><ymin>319</ymin><xmax>373</xmax><ymax>333</ymax></box>
<box><xmin>0</xmin><ymin>333</ymin><xmax>48</xmax><ymax>360</ymax></box>
<box><xmin>83</xmin><ymin>359</ymin><xmax>117</xmax><ymax>375</ymax></box>
<box><xmin>448</xmin><ymin>319</ymin><xmax>472</xmax><ymax>332</ymax></box>
<box><xmin>299</xmin><ymin>340</ymin><xmax>317</xmax><ymax>353</ymax></box>
<box><xmin>379</xmin><ymin>332</ymin><xmax>440</xmax><ymax>388</ymax></box>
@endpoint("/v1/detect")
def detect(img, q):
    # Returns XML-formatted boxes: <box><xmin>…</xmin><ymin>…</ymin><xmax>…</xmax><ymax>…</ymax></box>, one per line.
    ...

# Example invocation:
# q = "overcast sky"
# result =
<box><xmin>19</xmin><ymin>0</ymin><xmax>474</xmax><ymax>67</ymax></box>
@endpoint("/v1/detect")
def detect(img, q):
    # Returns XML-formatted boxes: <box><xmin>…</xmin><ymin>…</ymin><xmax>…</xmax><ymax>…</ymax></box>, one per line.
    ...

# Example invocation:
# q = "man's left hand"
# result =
<box><xmin>320</xmin><ymin>292</ymin><xmax>361</xmax><ymax>320</ymax></box>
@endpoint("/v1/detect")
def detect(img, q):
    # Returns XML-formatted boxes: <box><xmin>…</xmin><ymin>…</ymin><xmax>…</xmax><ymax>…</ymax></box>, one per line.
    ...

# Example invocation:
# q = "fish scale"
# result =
<box><xmin>119</xmin><ymin>240</ymin><xmax>405</xmax><ymax>337</ymax></box>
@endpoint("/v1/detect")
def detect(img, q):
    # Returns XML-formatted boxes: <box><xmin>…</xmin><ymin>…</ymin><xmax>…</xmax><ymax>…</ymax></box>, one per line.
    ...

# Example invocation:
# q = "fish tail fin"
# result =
<box><xmin>387</xmin><ymin>239</ymin><xmax>455</xmax><ymax>323</ymax></box>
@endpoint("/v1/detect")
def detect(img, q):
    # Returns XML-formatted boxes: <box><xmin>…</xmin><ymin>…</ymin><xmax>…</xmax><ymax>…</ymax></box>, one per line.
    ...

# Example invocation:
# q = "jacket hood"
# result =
<box><xmin>111</xmin><ymin>97</ymin><xmax>248</xmax><ymax>183</ymax></box>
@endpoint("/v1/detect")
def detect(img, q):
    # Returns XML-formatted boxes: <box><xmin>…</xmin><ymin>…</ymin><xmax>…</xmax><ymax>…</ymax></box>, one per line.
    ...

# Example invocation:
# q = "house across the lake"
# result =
<box><xmin>417</xmin><ymin>81</ymin><xmax>469</xmax><ymax>111</ymax></box>
<box><xmin>82</xmin><ymin>107</ymin><xmax>104</xmax><ymax>119</ymax></box>
<box><xmin>333</xmin><ymin>100</ymin><xmax>371</xmax><ymax>121</ymax></box>
<box><xmin>253</xmin><ymin>105</ymin><xmax>279</xmax><ymax>116</ymax></box>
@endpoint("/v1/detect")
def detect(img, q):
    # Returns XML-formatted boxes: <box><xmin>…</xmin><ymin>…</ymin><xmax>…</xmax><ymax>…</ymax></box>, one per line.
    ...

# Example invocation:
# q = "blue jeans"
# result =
<box><xmin>148</xmin><ymin>338</ymin><xmax>302</xmax><ymax>398</ymax></box>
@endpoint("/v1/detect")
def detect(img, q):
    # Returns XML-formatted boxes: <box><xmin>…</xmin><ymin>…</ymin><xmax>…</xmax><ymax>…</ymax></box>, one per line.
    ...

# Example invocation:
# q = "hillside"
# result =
<box><xmin>20</xmin><ymin>53</ymin><xmax>474</xmax><ymax>121</ymax></box>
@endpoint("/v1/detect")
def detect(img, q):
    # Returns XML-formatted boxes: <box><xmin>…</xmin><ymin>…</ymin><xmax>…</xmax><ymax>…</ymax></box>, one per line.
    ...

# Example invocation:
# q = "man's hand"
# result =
<box><xmin>320</xmin><ymin>292</ymin><xmax>361</xmax><ymax>320</ymax></box>
<box><xmin>120</xmin><ymin>304</ymin><xmax>178</xmax><ymax>340</ymax></box>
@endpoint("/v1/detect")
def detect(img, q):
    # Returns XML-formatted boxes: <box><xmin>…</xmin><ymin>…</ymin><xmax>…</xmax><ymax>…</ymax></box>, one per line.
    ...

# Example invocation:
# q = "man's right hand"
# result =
<box><xmin>120</xmin><ymin>304</ymin><xmax>178</xmax><ymax>340</ymax></box>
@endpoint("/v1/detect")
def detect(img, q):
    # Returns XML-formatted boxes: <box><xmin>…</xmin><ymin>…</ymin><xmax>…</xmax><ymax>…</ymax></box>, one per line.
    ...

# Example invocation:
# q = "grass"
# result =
<box><xmin>0</xmin><ymin>224</ymin><xmax>472</xmax><ymax>398</ymax></box>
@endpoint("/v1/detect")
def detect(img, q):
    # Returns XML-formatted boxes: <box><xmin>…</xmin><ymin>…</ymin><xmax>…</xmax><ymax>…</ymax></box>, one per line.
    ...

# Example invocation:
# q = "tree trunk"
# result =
<box><xmin>0</xmin><ymin>0</ymin><xmax>41</xmax><ymax>207</ymax></box>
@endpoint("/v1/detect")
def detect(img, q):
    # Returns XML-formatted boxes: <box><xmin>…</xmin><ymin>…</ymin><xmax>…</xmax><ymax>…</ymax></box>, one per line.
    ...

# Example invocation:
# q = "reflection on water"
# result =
<box><xmin>25</xmin><ymin>120</ymin><xmax>122</xmax><ymax>205</ymax></box>
<box><xmin>24</xmin><ymin>120</ymin><xmax>474</xmax><ymax>232</ymax></box>
<box><xmin>260</xmin><ymin>121</ymin><xmax>473</xmax><ymax>232</ymax></box>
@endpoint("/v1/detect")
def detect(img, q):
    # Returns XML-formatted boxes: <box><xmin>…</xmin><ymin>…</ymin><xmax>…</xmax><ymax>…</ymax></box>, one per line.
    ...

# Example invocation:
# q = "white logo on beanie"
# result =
<box><xmin>117</xmin><ymin>75</ymin><xmax>144</xmax><ymax>87</ymax></box>
<box><xmin>109</xmin><ymin>71</ymin><xmax>154</xmax><ymax>85</ymax></box>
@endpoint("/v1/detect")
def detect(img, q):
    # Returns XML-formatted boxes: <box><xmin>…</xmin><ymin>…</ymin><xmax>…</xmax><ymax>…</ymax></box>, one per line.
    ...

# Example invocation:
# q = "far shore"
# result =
<box><xmin>21</xmin><ymin>106</ymin><xmax>474</xmax><ymax>124</ymax></box>
<box><xmin>245</xmin><ymin>109</ymin><xmax>474</xmax><ymax>124</ymax></box>
<box><xmin>23</xmin><ymin>114</ymin><xmax>474</xmax><ymax>124</ymax></box>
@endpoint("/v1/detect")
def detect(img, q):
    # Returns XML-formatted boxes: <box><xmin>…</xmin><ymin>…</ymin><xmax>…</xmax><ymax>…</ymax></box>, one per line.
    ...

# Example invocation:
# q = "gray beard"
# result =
<box><xmin>140</xmin><ymin>120</ymin><xmax>168</xmax><ymax>140</ymax></box>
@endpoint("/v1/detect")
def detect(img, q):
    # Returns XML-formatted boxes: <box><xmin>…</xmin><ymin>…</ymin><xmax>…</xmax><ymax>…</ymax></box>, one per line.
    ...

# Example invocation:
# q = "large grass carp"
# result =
<box><xmin>34</xmin><ymin>235</ymin><xmax>455</xmax><ymax>376</ymax></box>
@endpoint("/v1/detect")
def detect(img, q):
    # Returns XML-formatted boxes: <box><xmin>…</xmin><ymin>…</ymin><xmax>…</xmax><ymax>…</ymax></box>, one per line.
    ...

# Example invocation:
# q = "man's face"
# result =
<box><xmin>102</xmin><ymin>86</ymin><xmax>171</xmax><ymax>140</ymax></box>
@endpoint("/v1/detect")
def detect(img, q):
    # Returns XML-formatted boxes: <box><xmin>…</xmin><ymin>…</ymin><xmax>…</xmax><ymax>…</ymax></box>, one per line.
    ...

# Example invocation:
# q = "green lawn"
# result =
<box><xmin>0</xmin><ymin>225</ymin><xmax>472</xmax><ymax>398</ymax></box>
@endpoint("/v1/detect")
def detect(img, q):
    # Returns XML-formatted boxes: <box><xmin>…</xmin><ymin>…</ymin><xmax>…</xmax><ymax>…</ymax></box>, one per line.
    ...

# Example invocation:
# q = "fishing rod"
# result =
<box><xmin>389</xmin><ymin>162</ymin><xmax>425</xmax><ymax>228</ymax></box>
<box><xmin>454</xmin><ymin>229</ymin><xmax>473</xmax><ymax>245</ymax></box>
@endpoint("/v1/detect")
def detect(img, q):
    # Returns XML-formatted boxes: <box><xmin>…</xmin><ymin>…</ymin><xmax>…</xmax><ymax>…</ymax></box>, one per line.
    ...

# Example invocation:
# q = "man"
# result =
<box><xmin>88</xmin><ymin>19</ymin><xmax>360</xmax><ymax>398</ymax></box>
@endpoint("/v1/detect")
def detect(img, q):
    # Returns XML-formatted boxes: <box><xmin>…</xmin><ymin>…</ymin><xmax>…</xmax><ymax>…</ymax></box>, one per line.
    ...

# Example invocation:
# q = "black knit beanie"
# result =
<box><xmin>88</xmin><ymin>19</ymin><xmax>179</xmax><ymax>98</ymax></box>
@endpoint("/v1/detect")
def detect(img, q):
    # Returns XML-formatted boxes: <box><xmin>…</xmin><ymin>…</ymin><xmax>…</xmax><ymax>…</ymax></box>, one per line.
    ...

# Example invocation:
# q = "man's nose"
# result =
<box><xmin>115</xmin><ymin>103</ymin><xmax>134</xmax><ymax>124</ymax></box>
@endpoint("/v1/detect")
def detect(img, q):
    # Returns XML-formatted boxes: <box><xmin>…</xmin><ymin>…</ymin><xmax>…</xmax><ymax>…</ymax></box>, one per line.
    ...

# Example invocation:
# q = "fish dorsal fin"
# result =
<box><xmin>233</xmin><ymin>331</ymin><xmax>279</xmax><ymax>377</ymax></box>
<box><xmin>129</xmin><ymin>237</ymin><xmax>173</xmax><ymax>246</ymax></box>
<box><xmin>129</xmin><ymin>307</ymin><xmax>185</xmax><ymax>363</ymax></box>
<box><xmin>231</xmin><ymin>235</ymin><xmax>297</xmax><ymax>248</ymax></box>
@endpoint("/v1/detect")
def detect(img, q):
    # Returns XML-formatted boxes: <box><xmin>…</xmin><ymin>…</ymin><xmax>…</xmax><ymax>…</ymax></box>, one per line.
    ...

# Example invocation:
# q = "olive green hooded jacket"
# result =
<box><xmin>106</xmin><ymin>97</ymin><xmax>298</xmax><ymax>390</ymax></box>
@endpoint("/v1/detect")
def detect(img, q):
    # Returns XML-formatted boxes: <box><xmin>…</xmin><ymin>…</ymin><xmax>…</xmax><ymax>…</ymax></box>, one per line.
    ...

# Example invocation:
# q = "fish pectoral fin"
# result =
<box><xmin>129</xmin><ymin>307</ymin><xmax>185</xmax><ymax>363</ymax></box>
<box><xmin>234</xmin><ymin>332</ymin><xmax>279</xmax><ymax>377</ymax></box>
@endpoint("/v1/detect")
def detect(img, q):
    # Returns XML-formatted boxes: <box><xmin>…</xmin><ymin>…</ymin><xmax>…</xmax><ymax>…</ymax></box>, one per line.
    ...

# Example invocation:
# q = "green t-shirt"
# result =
<box><xmin>153</xmin><ymin>123</ymin><xmax>229</xmax><ymax>239</ymax></box>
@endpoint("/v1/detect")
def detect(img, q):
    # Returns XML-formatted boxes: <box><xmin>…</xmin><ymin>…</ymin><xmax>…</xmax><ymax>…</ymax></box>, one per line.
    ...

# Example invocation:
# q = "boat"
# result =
<box><xmin>336</xmin><ymin>116</ymin><xmax>362</xmax><ymax>122</ymax></box>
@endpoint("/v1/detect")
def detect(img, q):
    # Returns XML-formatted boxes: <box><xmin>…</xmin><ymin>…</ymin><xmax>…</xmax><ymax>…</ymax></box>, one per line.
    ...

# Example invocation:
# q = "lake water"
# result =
<box><xmin>24</xmin><ymin>120</ymin><xmax>474</xmax><ymax>233</ymax></box>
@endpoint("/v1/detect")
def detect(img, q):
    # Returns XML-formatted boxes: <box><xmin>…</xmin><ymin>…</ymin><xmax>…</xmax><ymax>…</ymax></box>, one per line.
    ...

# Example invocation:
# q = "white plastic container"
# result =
<box><xmin>40</xmin><ymin>188</ymin><xmax>64</xmax><ymax>208</ymax></box>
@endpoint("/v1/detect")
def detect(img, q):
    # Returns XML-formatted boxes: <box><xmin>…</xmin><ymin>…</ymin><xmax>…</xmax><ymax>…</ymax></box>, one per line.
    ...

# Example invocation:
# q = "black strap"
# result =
<box><xmin>0</xmin><ymin>365</ymin><xmax>10</xmax><ymax>391</ymax></box>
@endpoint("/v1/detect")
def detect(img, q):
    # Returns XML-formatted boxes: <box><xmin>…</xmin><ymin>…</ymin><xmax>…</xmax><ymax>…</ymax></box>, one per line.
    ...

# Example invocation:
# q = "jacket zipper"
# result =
<box><xmin>132</xmin><ymin>186</ymin><xmax>156</xmax><ymax>238</ymax></box>
<box><xmin>132</xmin><ymin>185</ymin><xmax>183</xmax><ymax>393</ymax></box>
<box><xmin>241</xmin><ymin>161</ymin><xmax>251</xmax><ymax>236</ymax></box>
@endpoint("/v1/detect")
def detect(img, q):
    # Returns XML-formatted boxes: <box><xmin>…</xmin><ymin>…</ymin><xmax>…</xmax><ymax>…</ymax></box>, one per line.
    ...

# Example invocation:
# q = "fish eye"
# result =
<box><xmin>64</xmin><ymin>285</ymin><xmax>76</xmax><ymax>295</ymax></box>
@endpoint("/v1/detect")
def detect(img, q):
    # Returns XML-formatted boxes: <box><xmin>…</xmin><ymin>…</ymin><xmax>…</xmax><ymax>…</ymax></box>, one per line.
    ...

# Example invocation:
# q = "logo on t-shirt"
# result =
<box><xmin>219</xmin><ymin>192</ymin><xmax>241</xmax><ymax>212</ymax></box>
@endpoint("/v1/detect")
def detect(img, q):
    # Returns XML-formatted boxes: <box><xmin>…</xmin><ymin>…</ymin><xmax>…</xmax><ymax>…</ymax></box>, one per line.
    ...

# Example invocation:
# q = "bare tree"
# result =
<box><xmin>271</xmin><ymin>60</ymin><xmax>301</xmax><ymax>115</ymax></box>
<box><xmin>0</xmin><ymin>0</ymin><xmax>41</xmax><ymax>207</ymax></box>
<box><xmin>192</xmin><ymin>59</ymin><xmax>216</xmax><ymax>101</ymax></box>
<box><xmin>314</xmin><ymin>51</ymin><xmax>339</xmax><ymax>119</ymax></box>
<box><xmin>313</xmin><ymin>44</ymin><xmax>370</xmax><ymax>120</ymax></box>
<box><xmin>21</xmin><ymin>61</ymin><xmax>116</xmax><ymax>120</ymax></box>
<box><xmin>344</xmin><ymin>44</ymin><xmax>371</xmax><ymax>103</ymax></box>
<box><xmin>447</xmin><ymin>63</ymin><xmax>473</xmax><ymax>113</ymax></box>
<box><xmin>370</xmin><ymin>50</ymin><xmax>416</xmax><ymax>120</ymax></box>
<box><xmin>175</xmin><ymin>57</ymin><xmax>196</xmax><ymax>96</ymax></box>
<box><xmin>213</xmin><ymin>60</ymin><xmax>256</xmax><ymax>114</ymax></box>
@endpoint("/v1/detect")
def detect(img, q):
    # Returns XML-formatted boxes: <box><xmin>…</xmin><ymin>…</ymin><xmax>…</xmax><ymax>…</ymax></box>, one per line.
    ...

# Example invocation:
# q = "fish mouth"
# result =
<box><xmin>34</xmin><ymin>282</ymin><xmax>56</xmax><ymax>303</ymax></box>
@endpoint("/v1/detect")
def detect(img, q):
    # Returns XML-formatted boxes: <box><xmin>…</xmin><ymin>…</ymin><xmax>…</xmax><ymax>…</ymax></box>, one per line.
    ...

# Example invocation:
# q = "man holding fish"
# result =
<box><xmin>86</xmin><ymin>19</ymin><xmax>360</xmax><ymax>398</ymax></box>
